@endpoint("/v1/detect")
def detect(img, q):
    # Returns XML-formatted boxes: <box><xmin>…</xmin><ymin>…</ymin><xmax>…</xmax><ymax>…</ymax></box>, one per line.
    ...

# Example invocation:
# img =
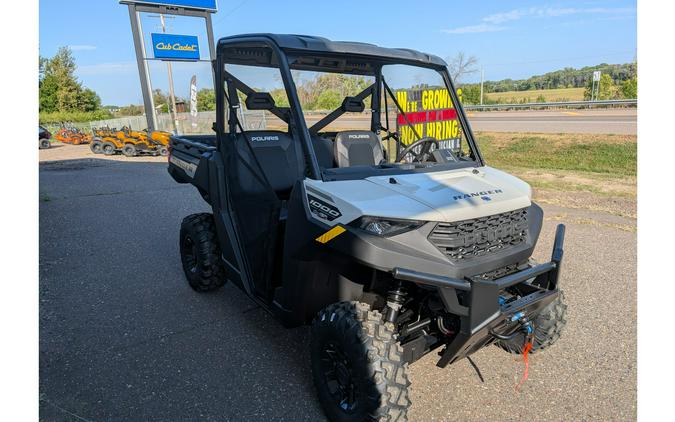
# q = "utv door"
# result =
<box><xmin>221</xmin><ymin>132</ymin><xmax>282</xmax><ymax>300</ymax></box>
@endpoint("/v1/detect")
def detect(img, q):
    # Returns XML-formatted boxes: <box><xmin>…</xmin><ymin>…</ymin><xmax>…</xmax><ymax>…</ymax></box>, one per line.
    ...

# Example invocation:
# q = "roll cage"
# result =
<box><xmin>213</xmin><ymin>33</ymin><xmax>485</xmax><ymax>181</ymax></box>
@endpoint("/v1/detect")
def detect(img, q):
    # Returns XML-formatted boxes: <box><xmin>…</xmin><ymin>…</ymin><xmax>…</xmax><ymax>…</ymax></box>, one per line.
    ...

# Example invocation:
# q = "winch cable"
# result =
<box><xmin>467</xmin><ymin>356</ymin><xmax>485</xmax><ymax>383</ymax></box>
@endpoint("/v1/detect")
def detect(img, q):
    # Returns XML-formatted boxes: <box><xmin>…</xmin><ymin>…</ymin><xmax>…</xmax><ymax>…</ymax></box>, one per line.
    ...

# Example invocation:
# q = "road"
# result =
<box><xmin>466</xmin><ymin>108</ymin><xmax>637</xmax><ymax>135</ymax></box>
<box><xmin>301</xmin><ymin>108</ymin><xmax>637</xmax><ymax>135</ymax></box>
<box><xmin>39</xmin><ymin>147</ymin><xmax>636</xmax><ymax>421</ymax></box>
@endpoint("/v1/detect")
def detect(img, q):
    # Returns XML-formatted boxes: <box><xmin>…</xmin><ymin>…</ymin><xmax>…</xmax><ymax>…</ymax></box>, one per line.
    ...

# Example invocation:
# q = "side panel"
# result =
<box><xmin>273</xmin><ymin>182</ymin><xmax>370</xmax><ymax>327</ymax></box>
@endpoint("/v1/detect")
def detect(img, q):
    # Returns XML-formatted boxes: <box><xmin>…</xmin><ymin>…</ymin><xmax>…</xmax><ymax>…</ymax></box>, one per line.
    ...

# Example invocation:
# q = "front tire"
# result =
<box><xmin>90</xmin><ymin>140</ymin><xmax>102</xmax><ymax>154</ymax></box>
<box><xmin>40</xmin><ymin>139</ymin><xmax>51</xmax><ymax>149</ymax></box>
<box><xmin>179</xmin><ymin>213</ymin><xmax>226</xmax><ymax>292</ymax></box>
<box><xmin>122</xmin><ymin>143</ymin><xmax>137</xmax><ymax>157</ymax></box>
<box><xmin>311</xmin><ymin>302</ymin><xmax>411</xmax><ymax>422</ymax></box>
<box><xmin>496</xmin><ymin>291</ymin><xmax>568</xmax><ymax>354</ymax></box>
<box><xmin>101</xmin><ymin>142</ymin><xmax>116</xmax><ymax>155</ymax></box>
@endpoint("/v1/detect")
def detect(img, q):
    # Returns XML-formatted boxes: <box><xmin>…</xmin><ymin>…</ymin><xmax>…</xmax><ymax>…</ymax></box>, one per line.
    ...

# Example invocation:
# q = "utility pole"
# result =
<box><xmin>479</xmin><ymin>67</ymin><xmax>484</xmax><ymax>105</ymax></box>
<box><xmin>149</xmin><ymin>14</ymin><xmax>179</xmax><ymax>133</ymax></box>
<box><xmin>160</xmin><ymin>14</ymin><xmax>179</xmax><ymax>133</ymax></box>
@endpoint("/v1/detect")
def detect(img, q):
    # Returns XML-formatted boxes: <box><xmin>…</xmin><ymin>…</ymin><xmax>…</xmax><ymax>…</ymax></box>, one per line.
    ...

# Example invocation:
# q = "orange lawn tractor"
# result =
<box><xmin>90</xmin><ymin>127</ymin><xmax>116</xmax><ymax>154</ymax></box>
<box><xmin>96</xmin><ymin>126</ymin><xmax>161</xmax><ymax>157</ymax></box>
<box><xmin>53</xmin><ymin>125</ymin><xmax>92</xmax><ymax>145</ymax></box>
<box><xmin>145</xmin><ymin>130</ymin><xmax>171</xmax><ymax>156</ymax></box>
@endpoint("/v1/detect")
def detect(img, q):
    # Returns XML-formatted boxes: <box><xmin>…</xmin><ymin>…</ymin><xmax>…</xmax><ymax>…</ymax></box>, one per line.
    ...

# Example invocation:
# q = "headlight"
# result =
<box><xmin>350</xmin><ymin>216</ymin><xmax>424</xmax><ymax>237</ymax></box>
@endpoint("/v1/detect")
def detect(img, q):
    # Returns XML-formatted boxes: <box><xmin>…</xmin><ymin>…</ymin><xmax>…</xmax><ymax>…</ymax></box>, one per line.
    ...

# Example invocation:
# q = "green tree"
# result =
<box><xmin>39</xmin><ymin>74</ymin><xmax>59</xmax><ymax>113</ymax></box>
<box><xmin>153</xmin><ymin>89</ymin><xmax>170</xmax><ymax>113</ymax></box>
<box><xmin>39</xmin><ymin>47</ymin><xmax>104</xmax><ymax>113</ymax></box>
<box><xmin>270</xmin><ymin>88</ymin><xmax>289</xmax><ymax>107</ymax></box>
<box><xmin>118</xmin><ymin>104</ymin><xmax>144</xmax><ymax>116</ymax></box>
<box><xmin>314</xmin><ymin>89</ymin><xmax>342</xmax><ymax>110</ymax></box>
<box><xmin>584</xmin><ymin>73</ymin><xmax>617</xmax><ymax>100</ymax></box>
<box><xmin>459</xmin><ymin>85</ymin><xmax>481</xmax><ymax>105</ymax></box>
<box><xmin>196</xmin><ymin>88</ymin><xmax>216</xmax><ymax>111</ymax></box>
<box><xmin>78</xmin><ymin>88</ymin><xmax>101</xmax><ymax>112</ymax></box>
<box><xmin>620</xmin><ymin>77</ymin><xmax>637</xmax><ymax>99</ymax></box>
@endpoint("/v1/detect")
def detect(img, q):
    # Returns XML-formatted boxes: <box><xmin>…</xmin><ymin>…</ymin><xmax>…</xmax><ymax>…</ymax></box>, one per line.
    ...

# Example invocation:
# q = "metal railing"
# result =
<box><xmin>464</xmin><ymin>99</ymin><xmax>637</xmax><ymax>111</ymax></box>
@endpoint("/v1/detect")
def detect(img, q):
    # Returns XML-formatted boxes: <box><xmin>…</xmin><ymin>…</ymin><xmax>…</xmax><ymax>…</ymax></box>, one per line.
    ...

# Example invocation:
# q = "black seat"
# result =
<box><xmin>334</xmin><ymin>130</ymin><xmax>384</xmax><ymax>167</ymax></box>
<box><xmin>243</xmin><ymin>131</ymin><xmax>304</xmax><ymax>197</ymax></box>
<box><xmin>311</xmin><ymin>135</ymin><xmax>335</xmax><ymax>169</ymax></box>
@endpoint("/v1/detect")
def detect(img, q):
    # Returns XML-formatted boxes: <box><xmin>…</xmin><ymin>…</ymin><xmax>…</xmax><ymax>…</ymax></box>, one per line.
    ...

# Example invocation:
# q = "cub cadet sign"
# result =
<box><xmin>151</xmin><ymin>33</ymin><xmax>200</xmax><ymax>60</ymax></box>
<box><xmin>396</xmin><ymin>88</ymin><xmax>462</xmax><ymax>149</ymax></box>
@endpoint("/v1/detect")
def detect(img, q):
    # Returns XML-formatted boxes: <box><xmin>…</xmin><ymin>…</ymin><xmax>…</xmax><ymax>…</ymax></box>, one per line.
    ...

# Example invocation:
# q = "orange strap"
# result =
<box><xmin>515</xmin><ymin>341</ymin><xmax>533</xmax><ymax>392</ymax></box>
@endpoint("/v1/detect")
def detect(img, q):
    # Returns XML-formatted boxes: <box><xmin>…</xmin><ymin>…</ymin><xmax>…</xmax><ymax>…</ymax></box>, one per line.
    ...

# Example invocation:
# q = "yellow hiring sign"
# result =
<box><xmin>395</xmin><ymin>88</ymin><xmax>464</xmax><ymax>148</ymax></box>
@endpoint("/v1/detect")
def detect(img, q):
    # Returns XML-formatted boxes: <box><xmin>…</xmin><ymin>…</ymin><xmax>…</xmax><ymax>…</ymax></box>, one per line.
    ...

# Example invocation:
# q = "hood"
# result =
<box><xmin>306</xmin><ymin>166</ymin><xmax>532</xmax><ymax>225</ymax></box>
<box><xmin>366</xmin><ymin>166</ymin><xmax>531</xmax><ymax>222</ymax></box>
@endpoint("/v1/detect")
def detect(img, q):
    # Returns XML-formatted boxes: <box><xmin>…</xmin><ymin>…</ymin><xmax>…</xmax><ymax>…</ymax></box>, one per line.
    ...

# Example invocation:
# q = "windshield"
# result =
<box><xmin>381</xmin><ymin>64</ymin><xmax>473</xmax><ymax>162</ymax></box>
<box><xmin>218</xmin><ymin>48</ymin><xmax>480</xmax><ymax>181</ymax></box>
<box><xmin>291</xmin><ymin>70</ymin><xmax>376</xmax><ymax>132</ymax></box>
<box><xmin>284</xmin><ymin>62</ymin><xmax>479</xmax><ymax>180</ymax></box>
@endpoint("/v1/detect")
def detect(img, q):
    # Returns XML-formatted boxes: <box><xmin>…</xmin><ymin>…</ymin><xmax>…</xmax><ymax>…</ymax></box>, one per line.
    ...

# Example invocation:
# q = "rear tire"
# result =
<box><xmin>311</xmin><ymin>301</ymin><xmax>411</xmax><ymax>422</ymax></box>
<box><xmin>40</xmin><ymin>139</ymin><xmax>51</xmax><ymax>149</ymax></box>
<box><xmin>179</xmin><ymin>213</ymin><xmax>226</xmax><ymax>292</ymax></box>
<box><xmin>90</xmin><ymin>140</ymin><xmax>102</xmax><ymax>154</ymax></box>
<box><xmin>496</xmin><ymin>290</ymin><xmax>568</xmax><ymax>354</ymax></box>
<box><xmin>102</xmin><ymin>142</ymin><xmax>116</xmax><ymax>155</ymax></box>
<box><xmin>158</xmin><ymin>146</ymin><xmax>169</xmax><ymax>156</ymax></box>
<box><xmin>122</xmin><ymin>144</ymin><xmax>137</xmax><ymax>157</ymax></box>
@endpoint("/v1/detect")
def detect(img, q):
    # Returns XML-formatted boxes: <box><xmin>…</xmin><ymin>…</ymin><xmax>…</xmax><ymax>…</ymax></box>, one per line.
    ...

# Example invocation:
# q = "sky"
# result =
<box><xmin>39</xmin><ymin>0</ymin><xmax>637</xmax><ymax>106</ymax></box>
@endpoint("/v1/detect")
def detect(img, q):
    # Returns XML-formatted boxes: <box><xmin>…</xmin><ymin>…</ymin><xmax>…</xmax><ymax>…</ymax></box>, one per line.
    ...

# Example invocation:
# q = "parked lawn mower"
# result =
<box><xmin>94</xmin><ymin>127</ymin><xmax>161</xmax><ymax>157</ymax></box>
<box><xmin>53</xmin><ymin>125</ymin><xmax>91</xmax><ymax>145</ymax></box>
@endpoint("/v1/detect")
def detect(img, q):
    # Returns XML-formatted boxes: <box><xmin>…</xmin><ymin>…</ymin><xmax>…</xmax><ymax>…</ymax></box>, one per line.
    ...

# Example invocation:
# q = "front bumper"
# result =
<box><xmin>392</xmin><ymin>224</ymin><xmax>566</xmax><ymax>368</ymax></box>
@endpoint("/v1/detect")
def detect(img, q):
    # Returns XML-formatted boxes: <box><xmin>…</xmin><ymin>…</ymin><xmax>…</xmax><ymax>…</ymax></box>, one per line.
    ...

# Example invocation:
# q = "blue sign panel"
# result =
<box><xmin>121</xmin><ymin>1</ymin><xmax>217</xmax><ymax>12</ymax></box>
<box><xmin>152</xmin><ymin>33</ymin><xmax>200</xmax><ymax>61</ymax></box>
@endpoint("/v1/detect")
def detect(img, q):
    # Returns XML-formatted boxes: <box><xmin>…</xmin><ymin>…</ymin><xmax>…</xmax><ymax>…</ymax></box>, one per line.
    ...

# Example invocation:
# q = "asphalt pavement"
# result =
<box><xmin>466</xmin><ymin>108</ymin><xmax>637</xmax><ymax>135</ymax></box>
<box><xmin>39</xmin><ymin>148</ymin><xmax>636</xmax><ymax>421</ymax></box>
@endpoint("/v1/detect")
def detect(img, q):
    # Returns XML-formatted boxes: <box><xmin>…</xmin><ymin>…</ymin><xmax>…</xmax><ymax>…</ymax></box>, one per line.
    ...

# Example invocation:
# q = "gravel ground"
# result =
<box><xmin>39</xmin><ymin>146</ymin><xmax>636</xmax><ymax>421</ymax></box>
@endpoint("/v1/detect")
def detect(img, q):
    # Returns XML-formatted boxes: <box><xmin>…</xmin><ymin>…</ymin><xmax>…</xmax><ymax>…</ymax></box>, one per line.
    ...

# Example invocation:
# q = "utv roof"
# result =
<box><xmin>216</xmin><ymin>33</ymin><xmax>447</xmax><ymax>69</ymax></box>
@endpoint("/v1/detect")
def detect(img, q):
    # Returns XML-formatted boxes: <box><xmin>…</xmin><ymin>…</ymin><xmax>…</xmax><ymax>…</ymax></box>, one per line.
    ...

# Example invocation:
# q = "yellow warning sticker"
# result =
<box><xmin>315</xmin><ymin>226</ymin><xmax>346</xmax><ymax>244</ymax></box>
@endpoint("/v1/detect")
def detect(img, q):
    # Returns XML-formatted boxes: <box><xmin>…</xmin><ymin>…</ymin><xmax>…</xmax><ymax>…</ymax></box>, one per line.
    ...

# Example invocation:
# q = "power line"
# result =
<box><xmin>213</xmin><ymin>0</ymin><xmax>250</xmax><ymax>25</ymax></box>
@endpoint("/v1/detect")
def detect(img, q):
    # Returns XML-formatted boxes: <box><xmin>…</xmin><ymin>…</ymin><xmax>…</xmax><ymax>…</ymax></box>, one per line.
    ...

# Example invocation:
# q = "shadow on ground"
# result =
<box><xmin>39</xmin><ymin>158</ymin><xmax>325</xmax><ymax>421</ymax></box>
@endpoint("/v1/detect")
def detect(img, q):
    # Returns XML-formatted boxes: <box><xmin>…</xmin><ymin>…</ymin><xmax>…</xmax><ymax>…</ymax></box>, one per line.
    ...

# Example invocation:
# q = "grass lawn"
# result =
<box><xmin>476</xmin><ymin>131</ymin><xmax>636</xmax><ymax>176</ymax></box>
<box><xmin>484</xmin><ymin>87</ymin><xmax>585</xmax><ymax>103</ymax></box>
<box><xmin>475</xmin><ymin>131</ymin><xmax>637</xmax><ymax>208</ymax></box>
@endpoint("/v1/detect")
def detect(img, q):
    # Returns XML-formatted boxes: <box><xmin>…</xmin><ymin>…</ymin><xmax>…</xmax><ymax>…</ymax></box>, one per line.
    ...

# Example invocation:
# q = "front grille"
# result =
<box><xmin>428</xmin><ymin>208</ymin><xmax>528</xmax><ymax>261</ymax></box>
<box><xmin>476</xmin><ymin>263</ymin><xmax>520</xmax><ymax>280</ymax></box>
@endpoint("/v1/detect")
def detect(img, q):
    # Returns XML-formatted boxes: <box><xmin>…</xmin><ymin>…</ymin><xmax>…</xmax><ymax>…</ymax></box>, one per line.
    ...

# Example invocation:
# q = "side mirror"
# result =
<box><xmin>341</xmin><ymin>96</ymin><xmax>365</xmax><ymax>113</ymax></box>
<box><xmin>245</xmin><ymin>92</ymin><xmax>276</xmax><ymax>110</ymax></box>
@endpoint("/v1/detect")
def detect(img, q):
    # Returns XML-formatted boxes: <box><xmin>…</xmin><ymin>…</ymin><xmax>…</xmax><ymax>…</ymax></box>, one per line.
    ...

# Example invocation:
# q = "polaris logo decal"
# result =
<box><xmin>169</xmin><ymin>155</ymin><xmax>197</xmax><ymax>178</ymax></box>
<box><xmin>347</xmin><ymin>134</ymin><xmax>371</xmax><ymax>139</ymax></box>
<box><xmin>308</xmin><ymin>195</ymin><xmax>342</xmax><ymax>221</ymax></box>
<box><xmin>250</xmin><ymin>135</ymin><xmax>279</xmax><ymax>142</ymax></box>
<box><xmin>453</xmin><ymin>189</ymin><xmax>503</xmax><ymax>201</ymax></box>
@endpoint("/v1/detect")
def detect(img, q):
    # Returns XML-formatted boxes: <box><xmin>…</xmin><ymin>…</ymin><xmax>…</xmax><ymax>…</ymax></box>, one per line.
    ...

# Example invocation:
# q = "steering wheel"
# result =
<box><xmin>396</xmin><ymin>137</ymin><xmax>440</xmax><ymax>163</ymax></box>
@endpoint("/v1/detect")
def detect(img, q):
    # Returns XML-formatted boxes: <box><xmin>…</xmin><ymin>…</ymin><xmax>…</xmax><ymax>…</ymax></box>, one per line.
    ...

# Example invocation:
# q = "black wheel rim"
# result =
<box><xmin>321</xmin><ymin>343</ymin><xmax>357</xmax><ymax>413</ymax></box>
<box><xmin>181</xmin><ymin>235</ymin><xmax>198</xmax><ymax>274</ymax></box>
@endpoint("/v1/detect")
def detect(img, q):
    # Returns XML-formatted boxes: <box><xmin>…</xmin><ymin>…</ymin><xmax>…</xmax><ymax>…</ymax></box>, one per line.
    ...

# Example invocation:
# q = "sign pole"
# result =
<box><xmin>204</xmin><ymin>11</ymin><xmax>216</xmax><ymax>88</ymax></box>
<box><xmin>158</xmin><ymin>14</ymin><xmax>179</xmax><ymax>133</ymax></box>
<box><xmin>128</xmin><ymin>4</ymin><xmax>158</xmax><ymax>131</ymax></box>
<box><xmin>479</xmin><ymin>67</ymin><xmax>484</xmax><ymax>105</ymax></box>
